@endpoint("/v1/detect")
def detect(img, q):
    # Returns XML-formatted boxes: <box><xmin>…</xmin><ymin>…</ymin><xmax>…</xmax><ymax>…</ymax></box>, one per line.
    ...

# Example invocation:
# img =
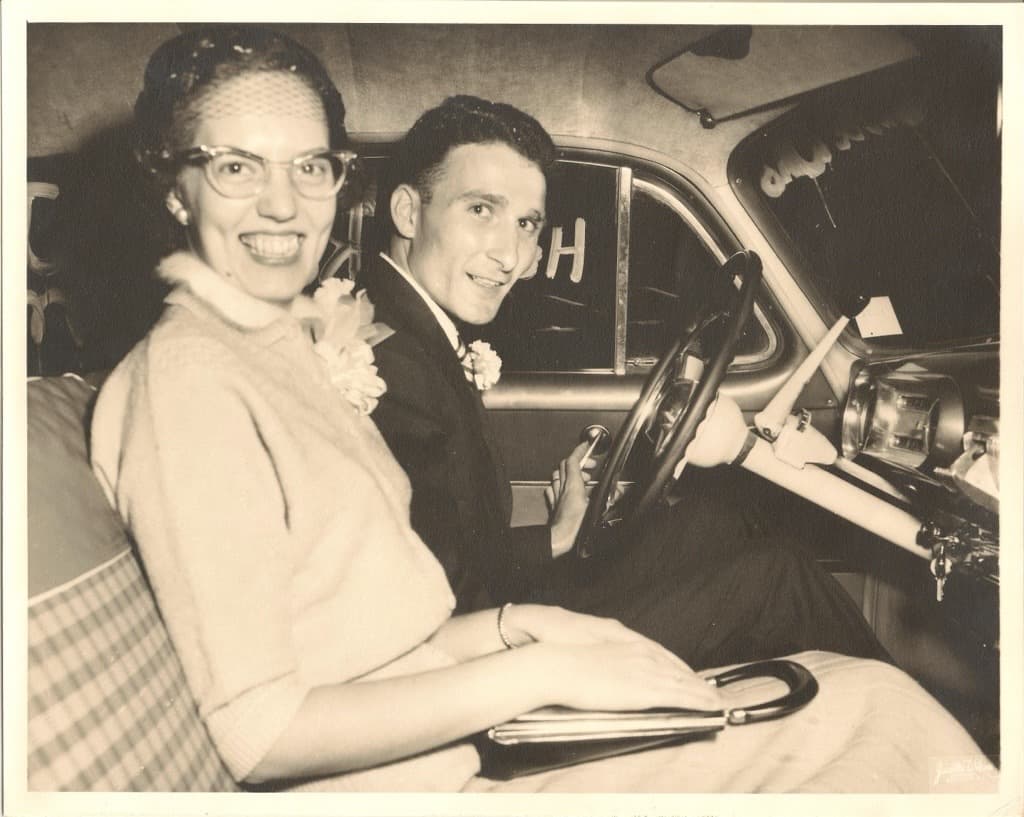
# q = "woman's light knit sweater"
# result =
<box><xmin>90</xmin><ymin>253</ymin><xmax>479</xmax><ymax>789</ymax></box>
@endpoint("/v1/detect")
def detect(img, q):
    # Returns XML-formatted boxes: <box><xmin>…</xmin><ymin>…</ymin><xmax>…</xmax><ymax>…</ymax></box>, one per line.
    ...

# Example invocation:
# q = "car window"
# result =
<box><xmin>482</xmin><ymin>162</ymin><xmax>618</xmax><ymax>372</ymax></box>
<box><xmin>731</xmin><ymin>56</ymin><xmax>1001</xmax><ymax>351</ymax></box>
<box><xmin>337</xmin><ymin>154</ymin><xmax>775</xmax><ymax>374</ymax></box>
<box><xmin>628</xmin><ymin>181</ymin><xmax>772</xmax><ymax>367</ymax></box>
<box><xmin>322</xmin><ymin>157</ymin><xmax>387</xmax><ymax>283</ymax></box>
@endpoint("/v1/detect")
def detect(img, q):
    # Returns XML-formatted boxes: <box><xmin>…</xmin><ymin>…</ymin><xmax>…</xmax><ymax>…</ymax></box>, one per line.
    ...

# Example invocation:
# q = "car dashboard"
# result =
<box><xmin>840</xmin><ymin>344</ymin><xmax>1000</xmax><ymax>587</ymax></box>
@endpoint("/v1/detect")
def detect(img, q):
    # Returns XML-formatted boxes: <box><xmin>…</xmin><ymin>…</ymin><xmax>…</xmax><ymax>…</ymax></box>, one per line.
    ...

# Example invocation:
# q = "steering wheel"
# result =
<box><xmin>575</xmin><ymin>250</ymin><xmax>763</xmax><ymax>558</ymax></box>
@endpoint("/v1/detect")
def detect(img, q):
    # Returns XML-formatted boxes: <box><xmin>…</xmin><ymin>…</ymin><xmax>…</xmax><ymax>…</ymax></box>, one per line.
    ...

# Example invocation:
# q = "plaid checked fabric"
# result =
<box><xmin>28</xmin><ymin>548</ymin><xmax>238</xmax><ymax>791</ymax></box>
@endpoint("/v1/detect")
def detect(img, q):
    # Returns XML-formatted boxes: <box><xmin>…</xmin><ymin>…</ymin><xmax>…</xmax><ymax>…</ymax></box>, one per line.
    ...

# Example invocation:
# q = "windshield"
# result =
<box><xmin>733</xmin><ymin>31</ymin><xmax>1001</xmax><ymax>351</ymax></box>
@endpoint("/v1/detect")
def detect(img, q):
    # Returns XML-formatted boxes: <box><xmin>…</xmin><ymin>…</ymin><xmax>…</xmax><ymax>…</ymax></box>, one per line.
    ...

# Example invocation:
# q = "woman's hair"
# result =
<box><xmin>134</xmin><ymin>24</ymin><xmax>347</xmax><ymax>188</ymax></box>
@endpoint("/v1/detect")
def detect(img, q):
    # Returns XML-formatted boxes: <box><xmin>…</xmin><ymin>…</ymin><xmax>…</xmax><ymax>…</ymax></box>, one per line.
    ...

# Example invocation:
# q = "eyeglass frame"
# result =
<box><xmin>157</xmin><ymin>144</ymin><xmax>359</xmax><ymax>200</ymax></box>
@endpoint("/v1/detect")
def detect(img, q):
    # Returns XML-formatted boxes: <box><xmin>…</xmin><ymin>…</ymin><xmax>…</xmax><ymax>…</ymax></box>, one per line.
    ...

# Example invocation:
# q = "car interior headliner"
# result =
<box><xmin>26</xmin><ymin>23</ymin><xmax>912</xmax><ymax>188</ymax></box>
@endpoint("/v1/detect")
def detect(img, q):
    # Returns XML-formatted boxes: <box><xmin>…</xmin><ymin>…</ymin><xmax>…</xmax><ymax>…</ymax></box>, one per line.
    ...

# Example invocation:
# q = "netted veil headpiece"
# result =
<box><xmin>134</xmin><ymin>25</ymin><xmax>347</xmax><ymax>168</ymax></box>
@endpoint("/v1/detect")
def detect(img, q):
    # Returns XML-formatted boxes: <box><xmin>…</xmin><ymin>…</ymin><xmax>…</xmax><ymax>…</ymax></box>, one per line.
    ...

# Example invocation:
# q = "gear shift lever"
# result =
<box><xmin>579</xmin><ymin>425</ymin><xmax>611</xmax><ymax>467</ymax></box>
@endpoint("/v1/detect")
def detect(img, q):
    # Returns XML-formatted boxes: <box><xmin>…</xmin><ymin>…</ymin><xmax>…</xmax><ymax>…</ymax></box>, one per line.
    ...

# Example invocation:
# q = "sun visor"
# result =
<box><xmin>650</xmin><ymin>26</ymin><xmax>919</xmax><ymax>128</ymax></box>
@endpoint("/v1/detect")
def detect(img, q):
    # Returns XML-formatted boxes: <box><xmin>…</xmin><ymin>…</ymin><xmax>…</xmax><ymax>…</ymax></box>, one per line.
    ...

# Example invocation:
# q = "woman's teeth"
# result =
<box><xmin>240</xmin><ymin>234</ymin><xmax>302</xmax><ymax>259</ymax></box>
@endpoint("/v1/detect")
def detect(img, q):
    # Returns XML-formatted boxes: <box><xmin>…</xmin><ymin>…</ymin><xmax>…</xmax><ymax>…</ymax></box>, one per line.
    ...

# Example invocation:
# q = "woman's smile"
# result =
<box><xmin>239</xmin><ymin>232</ymin><xmax>305</xmax><ymax>264</ymax></box>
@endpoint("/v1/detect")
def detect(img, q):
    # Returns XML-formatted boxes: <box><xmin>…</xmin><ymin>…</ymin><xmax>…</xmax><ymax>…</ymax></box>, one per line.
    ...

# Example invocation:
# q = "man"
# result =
<box><xmin>361</xmin><ymin>95</ymin><xmax>888</xmax><ymax>668</ymax></box>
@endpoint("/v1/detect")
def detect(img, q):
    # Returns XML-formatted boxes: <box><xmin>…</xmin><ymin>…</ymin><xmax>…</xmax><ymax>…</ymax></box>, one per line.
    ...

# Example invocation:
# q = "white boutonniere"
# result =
<box><xmin>299</xmin><ymin>277</ymin><xmax>394</xmax><ymax>415</ymax></box>
<box><xmin>459</xmin><ymin>339</ymin><xmax>502</xmax><ymax>391</ymax></box>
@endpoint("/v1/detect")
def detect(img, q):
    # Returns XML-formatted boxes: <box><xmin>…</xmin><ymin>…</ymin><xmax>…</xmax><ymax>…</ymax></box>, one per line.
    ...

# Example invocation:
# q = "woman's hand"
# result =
<box><xmin>502</xmin><ymin>605</ymin><xmax>723</xmax><ymax>711</ymax></box>
<box><xmin>501</xmin><ymin>603</ymin><xmax>654</xmax><ymax>648</ymax></box>
<box><xmin>528</xmin><ymin>639</ymin><xmax>724</xmax><ymax>712</ymax></box>
<box><xmin>546</xmin><ymin>441</ymin><xmax>596</xmax><ymax>558</ymax></box>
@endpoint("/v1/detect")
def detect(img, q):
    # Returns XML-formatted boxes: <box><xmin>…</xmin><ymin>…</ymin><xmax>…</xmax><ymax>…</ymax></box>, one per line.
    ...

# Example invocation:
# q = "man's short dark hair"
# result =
<box><xmin>386</xmin><ymin>95</ymin><xmax>557</xmax><ymax>207</ymax></box>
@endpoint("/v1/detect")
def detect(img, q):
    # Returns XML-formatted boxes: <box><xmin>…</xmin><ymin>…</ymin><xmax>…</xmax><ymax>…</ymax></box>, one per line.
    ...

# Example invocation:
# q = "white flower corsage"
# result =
<box><xmin>459</xmin><ymin>339</ymin><xmax>502</xmax><ymax>391</ymax></box>
<box><xmin>299</xmin><ymin>277</ymin><xmax>394</xmax><ymax>415</ymax></box>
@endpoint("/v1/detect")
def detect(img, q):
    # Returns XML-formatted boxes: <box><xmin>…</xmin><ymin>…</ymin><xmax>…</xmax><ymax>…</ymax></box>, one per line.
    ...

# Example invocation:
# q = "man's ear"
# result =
<box><xmin>390</xmin><ymin>184</ymin><xmax>420</xmax><ymax>240</ymax></box>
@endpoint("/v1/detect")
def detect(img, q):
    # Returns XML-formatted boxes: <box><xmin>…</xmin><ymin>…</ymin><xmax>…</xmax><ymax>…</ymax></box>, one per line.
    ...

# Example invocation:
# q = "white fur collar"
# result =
<box><xmin>158</xmin><ymin>251</ymin><xmax>301</xmax><ymax>330</ymax></box>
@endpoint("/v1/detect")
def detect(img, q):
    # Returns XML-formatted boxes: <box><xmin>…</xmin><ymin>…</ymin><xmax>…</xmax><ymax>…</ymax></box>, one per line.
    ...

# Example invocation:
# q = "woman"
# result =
<box><xmin>91</xmin><ymin>24</ymin><xmax>992</xmax><ymax>793</ymax></box>
<box><xmin>89</xmin><ymin>24</ymin><xmax>722</xmax><ymax>791</ymax></box>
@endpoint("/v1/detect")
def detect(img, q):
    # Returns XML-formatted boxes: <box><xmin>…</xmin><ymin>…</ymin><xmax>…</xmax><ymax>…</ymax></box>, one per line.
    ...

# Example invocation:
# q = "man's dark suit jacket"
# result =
<box><xmin>361</xmin><ymin>257</ymin><xmax>551</xmax><ymax>612</ymax></box>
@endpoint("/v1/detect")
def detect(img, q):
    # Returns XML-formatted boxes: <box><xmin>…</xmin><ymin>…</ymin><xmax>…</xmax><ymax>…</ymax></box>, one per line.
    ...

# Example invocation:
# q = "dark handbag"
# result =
<box><xmin>476</xmin><ymin>658</ymin><xmax>819</xmax><ymax>780</ymax></box>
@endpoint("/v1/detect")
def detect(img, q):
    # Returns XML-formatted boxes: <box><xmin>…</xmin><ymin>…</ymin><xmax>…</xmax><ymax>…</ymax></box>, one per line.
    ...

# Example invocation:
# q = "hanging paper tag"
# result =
<box><xmin>854</xmin><ymin>296</ymin><xmax>904</xmax><ymax>338</ymax></box>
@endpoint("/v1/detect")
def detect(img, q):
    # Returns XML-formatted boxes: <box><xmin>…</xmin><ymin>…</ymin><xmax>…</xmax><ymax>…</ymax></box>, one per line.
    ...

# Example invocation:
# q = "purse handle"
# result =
<box><xmin>706</xmin><ymin>659</ymin><xmax>819</xmax><ymax>726</ymax></box>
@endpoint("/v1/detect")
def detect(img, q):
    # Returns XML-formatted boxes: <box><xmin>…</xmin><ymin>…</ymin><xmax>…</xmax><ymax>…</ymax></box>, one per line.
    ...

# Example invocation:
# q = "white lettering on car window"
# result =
<box><xmin>759</xmin><ymin>102</ymin><xmax>925</xmax><ymax>198</ymax></box>
<box><xmin>542</xmin><ymin>217</ymin><xmax>587</xmax><ymax>283</ymax></box>
<box><xmin>760</xmin><ymin>140</ymin><xmax>833</xmax><ymax>197</ymax></box>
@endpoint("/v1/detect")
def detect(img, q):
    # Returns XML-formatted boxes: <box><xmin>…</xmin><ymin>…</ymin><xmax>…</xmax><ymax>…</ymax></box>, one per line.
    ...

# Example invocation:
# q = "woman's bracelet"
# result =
<box><xmin>497</xmin><ymin>602</ymin><xmax>517</xmax><ymax>650</ymax></box>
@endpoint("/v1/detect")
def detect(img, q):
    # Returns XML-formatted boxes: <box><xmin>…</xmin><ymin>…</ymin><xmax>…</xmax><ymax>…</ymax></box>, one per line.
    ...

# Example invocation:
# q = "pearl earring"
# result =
<box><xmin>166</xmin><ymin>195</ymin><xmax>190</xmax><ymax>226</ymax></box>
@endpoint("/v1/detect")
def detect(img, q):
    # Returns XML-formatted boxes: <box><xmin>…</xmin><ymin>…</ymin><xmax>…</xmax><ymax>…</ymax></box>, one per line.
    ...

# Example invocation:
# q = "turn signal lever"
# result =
<box><xmin>754</xmin><ymin>295</ymin><xmax>868</xmax><ymax>441</ymax></box>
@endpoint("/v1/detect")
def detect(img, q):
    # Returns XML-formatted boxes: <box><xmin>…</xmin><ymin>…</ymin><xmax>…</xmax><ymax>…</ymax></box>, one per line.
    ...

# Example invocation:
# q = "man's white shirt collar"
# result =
<box><xmin>380</xmin><ymin>252</ymin><xmax>461</xmax><ymax>353</ymax></box>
